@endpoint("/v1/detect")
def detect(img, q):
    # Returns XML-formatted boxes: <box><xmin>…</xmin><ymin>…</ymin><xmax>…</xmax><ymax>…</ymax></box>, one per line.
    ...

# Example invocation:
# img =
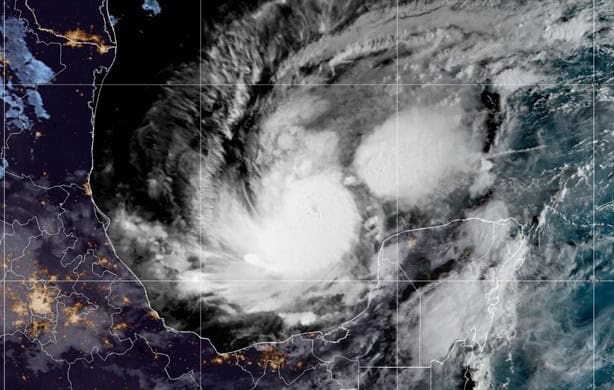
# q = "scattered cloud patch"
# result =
<box><xmin>142</xmin><ymin>0</ymin><xmax>161</xmax><ymax>16</ymax></box>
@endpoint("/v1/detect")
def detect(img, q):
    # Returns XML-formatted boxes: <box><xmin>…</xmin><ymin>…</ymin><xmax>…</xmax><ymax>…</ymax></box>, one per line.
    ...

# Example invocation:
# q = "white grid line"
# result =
<box><xmin>395</xmin><ymin>0</ymin><xmax>400</xmax><ymax>388</ymax></box>
<box><xmin>0</xmin><ymin>279</ymin><xmax>606</xmax><ymax>283</ymax></box>
<box><xmin>1</xmin><ymin>82</ymin><xmax>605</xmax><ymax>87</ymax></box>
<box><xmin>592</xmin><ymin>84</ymin><xmax>596</xmax><ymax>390</ymax></box>
<box><xmin>592</xmin><ymin>0</ymin><xmax>597</xmax><ymax>388</ymax></box>
<box><xmin>3</xmin><ymin>0</ymin><xmax>6</xmax><ymax>386</ymax></box>
<box><xmin>199</xmin><ymin>0</ymin><xmax>203</xmax><ymax>387</ymax></box>
<box><xmin>360</xmin><ymin>366</ymin><xmax>430</xmax><ymax>369</ymax></box>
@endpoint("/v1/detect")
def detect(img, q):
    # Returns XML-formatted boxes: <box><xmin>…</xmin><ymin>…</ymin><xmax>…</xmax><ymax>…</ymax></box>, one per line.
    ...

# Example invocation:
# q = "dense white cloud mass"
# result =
<box><xmin>354</xmin><ymin>105</ymin><xmax>479</xmax><ymax>204</ymax></box>
<box><xmin>204</xmin><ymin>95</ymin><xmax>362</xmax><ymax>279</ymax></box>
<box><xmin>212</xmin><ymin>132</ymin><xmax>360</xmax><ymax>277</ymax></box>
<box><xmin>110</xmin><ymin>95</ymin><xmax>369</xmax><ymax>321</ymax></box>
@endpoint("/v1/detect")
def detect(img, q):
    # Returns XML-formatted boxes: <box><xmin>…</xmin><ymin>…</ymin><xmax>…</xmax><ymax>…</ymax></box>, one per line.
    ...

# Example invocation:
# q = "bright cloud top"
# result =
<box><xmin>353</xmin><ymin>106</ymin><xmax>479</xmax><ymax>205</ymax></box>
<box><xmin>209</xmin><ymin>103</ymin><xmax>361</xmax><ymax>279</ymax></box>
